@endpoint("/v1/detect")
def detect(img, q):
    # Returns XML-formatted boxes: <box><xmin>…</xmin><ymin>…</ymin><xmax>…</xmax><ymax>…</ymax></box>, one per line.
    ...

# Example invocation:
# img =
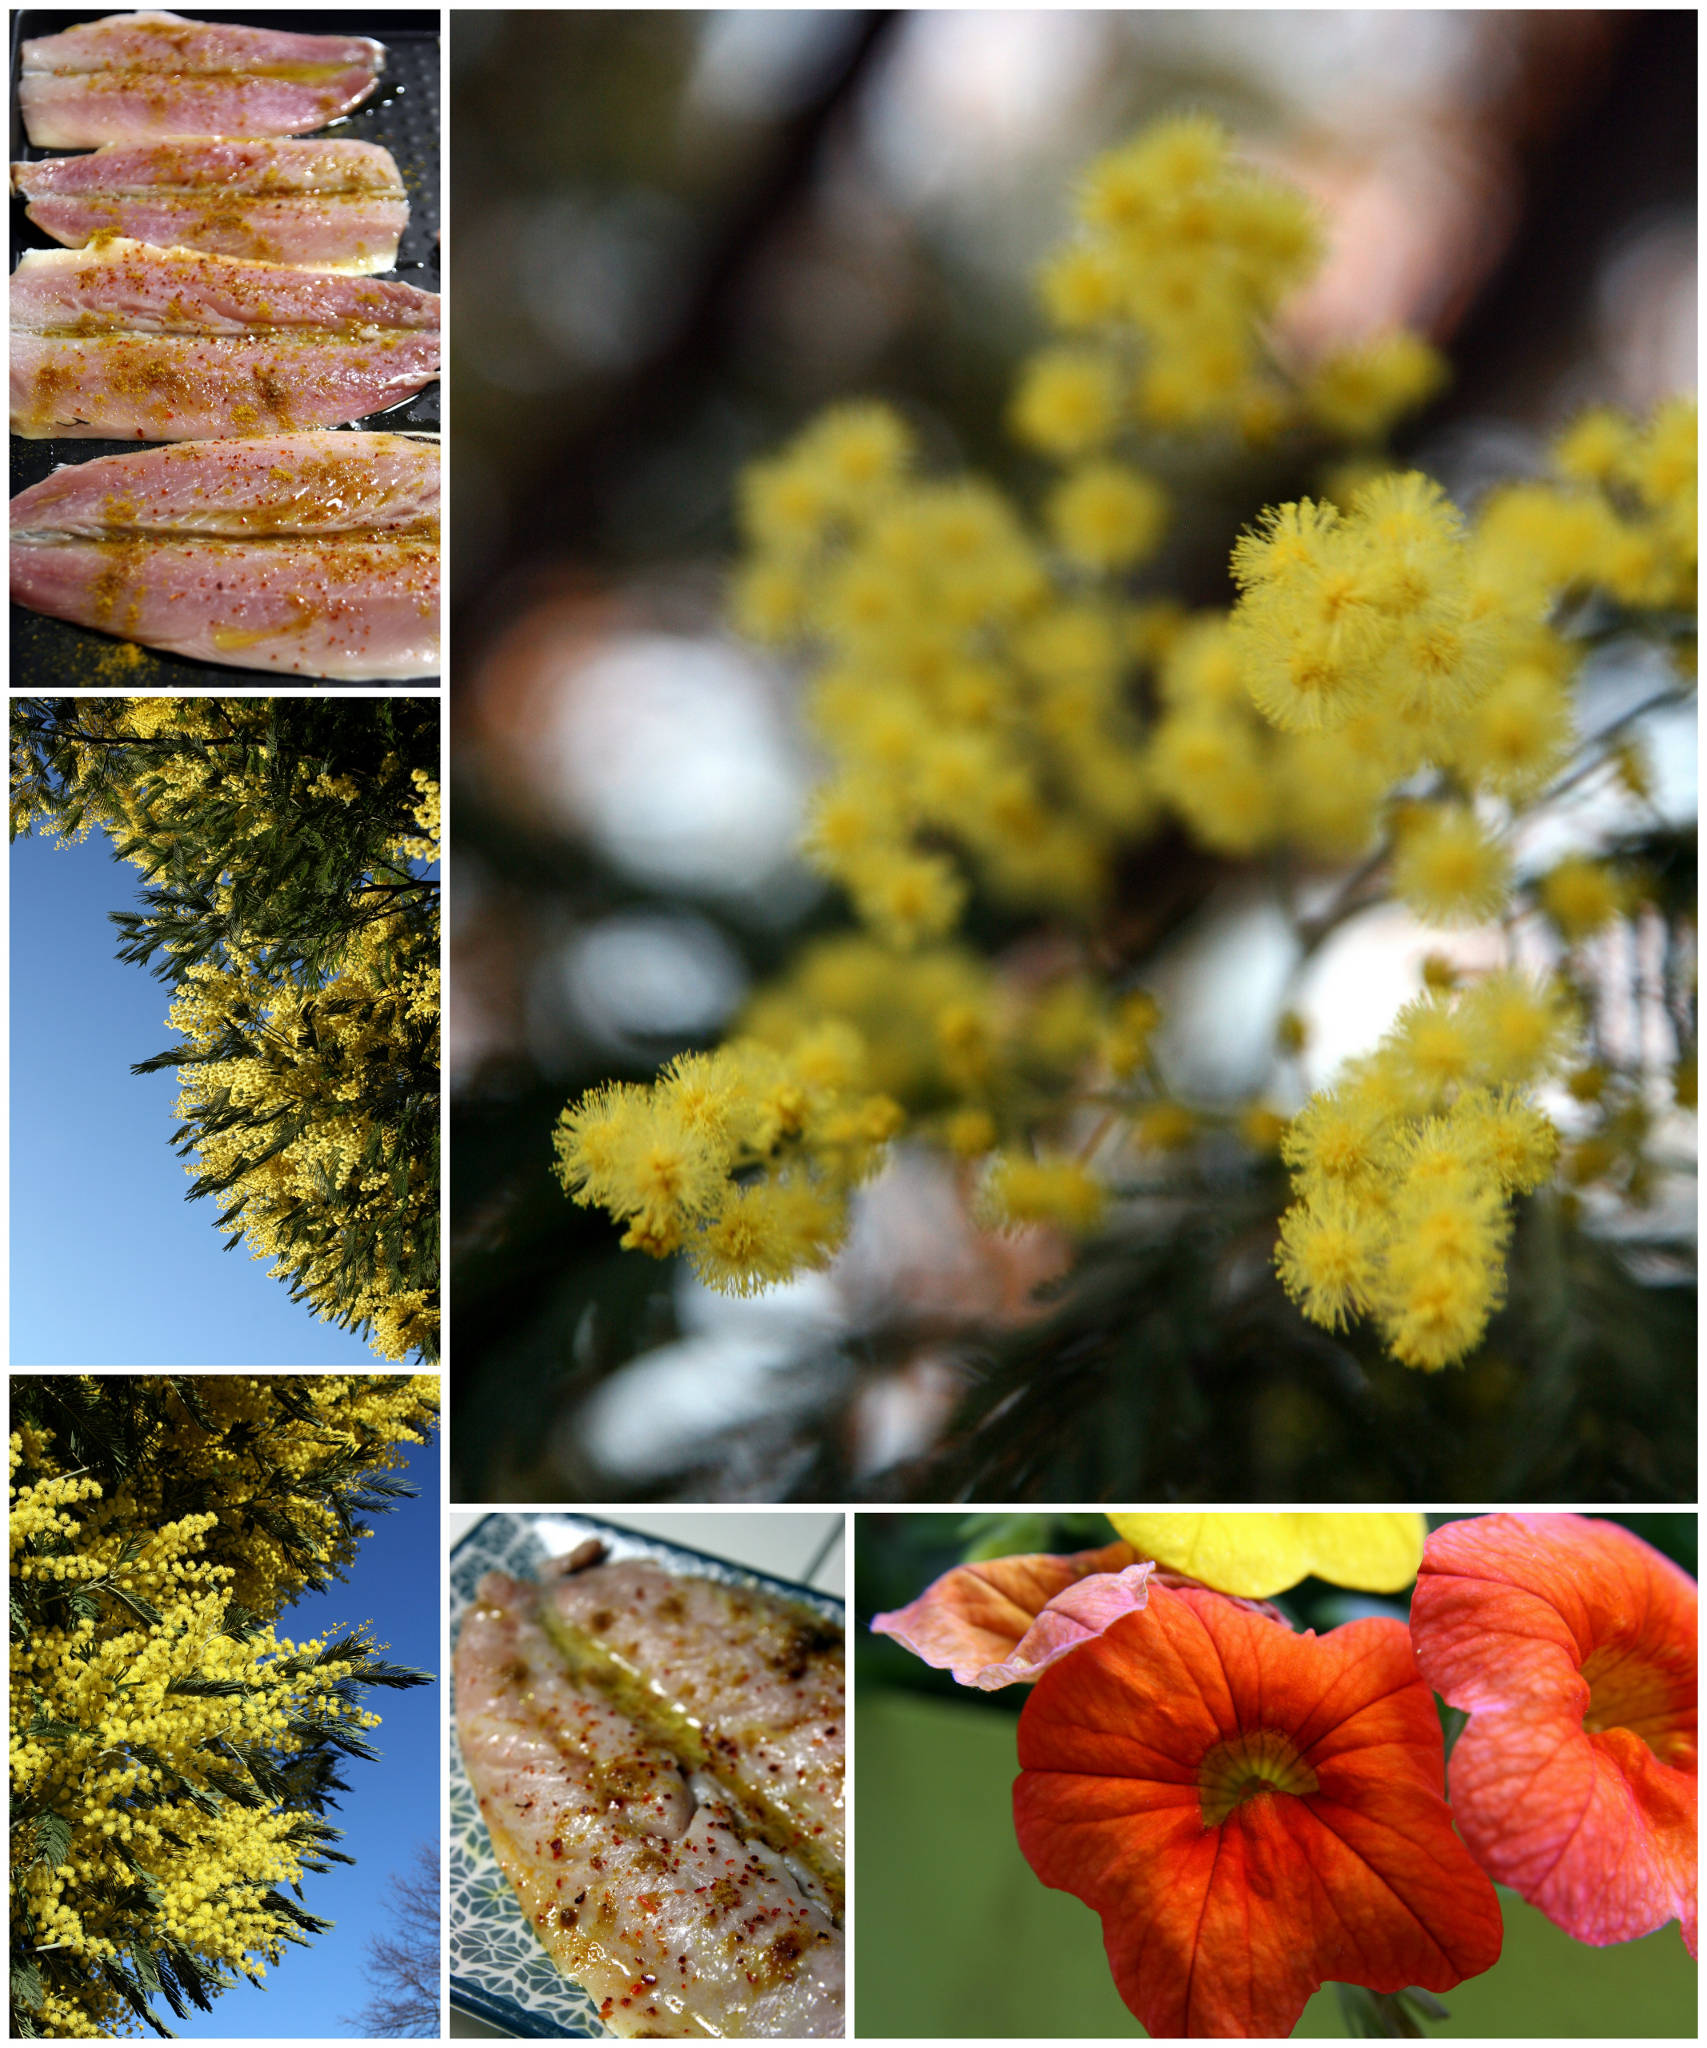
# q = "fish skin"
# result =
<box><xmin>541</xmin><ymin>1559</ymin><xmax>846</xmax><ymax>1911</ymax></box>
<box><xmin>13</xmin><ymin>140</ymin><xmax>409</xmax><ymax>272</ymax></box>
<box><xmin>456</xmin><ymin>1571</ymin><xmax>845</xmax><ymax>2039</ymax></box>
<box><xmin>21</xmin><ymin>13</ymin><xmax>383</xmax><ymax>148</ymax></box>
<box><xmin>10</xmin><ymin>433</ymin><xmax>439</xmax><ymax>680</ymax></box>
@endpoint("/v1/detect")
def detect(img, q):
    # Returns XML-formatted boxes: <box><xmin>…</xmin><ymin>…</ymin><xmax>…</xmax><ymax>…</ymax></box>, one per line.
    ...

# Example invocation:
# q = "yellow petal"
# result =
<box><xmin>1105</xmin><ymin>1511</ymin><xmax>1426</xmax><ymax>1597</ymax></box>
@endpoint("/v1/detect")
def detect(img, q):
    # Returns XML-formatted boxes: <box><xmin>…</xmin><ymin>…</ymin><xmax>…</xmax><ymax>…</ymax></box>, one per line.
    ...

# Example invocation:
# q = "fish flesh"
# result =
<box><xmin>540</xmin><ymin>1557</ymin><xmax>846</xmax><ymax>1911</ymax></box>
<box><xmin>457</xmin><ymin>1569</ymin><xmax>844</xmax><ymax>2038</ymax></box>
<box><xmin>456</xmin><ymin>1564</ymin><xmax>845</xmax><ymax>2037</ymax></box>
<box><xmin>20</xmin><ymin>12</ymin><xmax>384</xmax><ymax>149</ymax></box>
<box><xmin>10</xmin><ymin>432</ymin><xmax>439</xmax><ymax>680</ymax></box>
<box><xmin>12</xmin><ymin>140</ymin><xmax>410</xmax><ymax>273</ymax></box>
<box><xmin>11</xmin><ymin>240</ymin><xmax>438</xmax><ymax>440</ymax></box>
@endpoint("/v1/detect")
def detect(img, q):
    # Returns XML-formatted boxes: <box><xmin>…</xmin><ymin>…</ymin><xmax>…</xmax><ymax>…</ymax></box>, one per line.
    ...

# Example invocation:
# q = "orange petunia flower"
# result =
<box><xmin>1411</xmin><ymin>1512</ymin><xmax>1698</xmax><ymax>1955</ymax></box>
<box><xmin>1013</xmin><ymin>1580</ymin><xmax>1503</xmax><ymax>2037</ymax></box>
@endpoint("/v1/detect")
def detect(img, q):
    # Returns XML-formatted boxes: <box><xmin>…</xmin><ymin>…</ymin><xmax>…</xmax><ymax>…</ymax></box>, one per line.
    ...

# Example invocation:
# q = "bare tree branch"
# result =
<box><xmin>340</xmin><ymin>1838</ymin><xmax>441</xmax><ymax>2038</ymax></box>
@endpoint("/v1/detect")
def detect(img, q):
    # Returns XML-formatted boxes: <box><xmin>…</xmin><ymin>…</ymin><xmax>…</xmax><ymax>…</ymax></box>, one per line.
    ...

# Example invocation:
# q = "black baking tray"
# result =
<box><xmin>10</xmin><ymin>10</ymin><xmax>440</xmax><ymax>688</ymax></box>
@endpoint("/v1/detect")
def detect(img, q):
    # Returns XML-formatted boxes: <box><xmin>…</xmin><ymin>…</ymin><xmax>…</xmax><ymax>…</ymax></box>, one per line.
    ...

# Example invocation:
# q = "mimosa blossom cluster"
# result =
<box><xmin>556</xmin><ymin>116</ymin><xmax>1696</xmax><ymax>1372</ymax></box>
<box><xmin>9</xmin><ymin>1379</ymin><xmax>436</xmax><ymax>2038</ymax></box>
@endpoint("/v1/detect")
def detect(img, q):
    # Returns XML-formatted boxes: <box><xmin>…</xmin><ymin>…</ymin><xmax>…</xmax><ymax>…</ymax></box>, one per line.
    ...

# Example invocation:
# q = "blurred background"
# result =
<box><xmin>853</xmin><ymin>1509</ymin><xmax>1699</xmax><ymax>2038</ymax></box>
<box><xmin>449</xmin><ymin>10</ymin><xmax>1696</xmax><ymax>1503</ymax></box>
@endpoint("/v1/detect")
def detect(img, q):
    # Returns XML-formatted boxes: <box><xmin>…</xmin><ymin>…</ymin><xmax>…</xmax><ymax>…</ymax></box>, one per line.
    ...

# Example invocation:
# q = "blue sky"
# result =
<box><xmin>175</xmin><ymin>1426</ymin><xmax>443</xmax><ymax>2039</ymax></box>
<box><xmin>11</xmin><ymin>829</ymin><xmax>376</xmax><ymax>1364</ymax></box>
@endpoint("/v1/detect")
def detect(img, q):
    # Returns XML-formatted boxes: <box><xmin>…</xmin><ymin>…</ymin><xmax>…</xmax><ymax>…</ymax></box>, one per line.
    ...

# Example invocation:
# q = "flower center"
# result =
<box><xmin>1198</xmin><ymin>1728</ymin><xmax>1320</xmax><ymax>1827</ymax></box>
<box><xmin>1581</xmin><ymin>1644</ymin><xmax>1695</xmax><ymax>1767</ymax></box>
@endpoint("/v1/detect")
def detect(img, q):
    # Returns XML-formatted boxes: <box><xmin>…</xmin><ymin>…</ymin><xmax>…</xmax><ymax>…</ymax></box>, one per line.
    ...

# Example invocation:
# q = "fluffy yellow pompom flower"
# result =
<box><xmin>1452</xmin><ymin>1086</ymin><xmax>1561</xmax><ymax>1195</ymax></box>
<box><xmin>1552</xmin><ymin>406</ymin><xmax>1634</xmax><ymax>487</ymax></box>
<box><xmin>1134</xmin><ymin>1100</ymin><xmax>1197</xmax><ymax>1152</ymax></box>
<box><xmin>1451</xmin><ymin>658</ymin><xmax>1573</xmax><ymax>798</ymax></box>
<box><xmin>1232</xmin><ymin>474</ymin><xmax>1497</xmax><ymax>738</ymax></box>
<box><xmin>797</xmin><ymin>401</ymin><xmax>913</xmax><ymax>509</ymax></box>
<box><xmin>1275</xmin><ymin>965</ymin><xmax>1566</xmax><ymax>1370</ymax></box>
<box><xmin>848</xmin><ymin>847</ymin><xmax>969</xmax><ymax>951</ymax></box>
<box><xmin>1386</xmin><ymin>993</ymin><xmax>1478</xmax><ymax>1098</ymax></box>
<box><xmin>1281</xmin><ymin>1079</ymin><xmax>1390</xmax><ymax>1199</ymax></box>
<box><xmin>1147</xmin><ymin>706</ymin><xmax>1277</xmax><ymax>855</ymax></box>
<box><xmin>1045</xmin><ymin>461</ymin><xmax>1170</xmax><ymax>572</ymax></box>
<box><xmin>1229</xmin><ymin>499</ymin><xmax>1381</xmax><ymax>732</ymax></box>
<box><xmin>1106</xmin><ymin>1511</ymin><xmax>1427</xmax><ymax>1597</ymax></box>
<box><xmin>1391</xmin><ymin>803</ymin><xmax>1512</xmax><ymax>927</ymax></box>
<box><xmin>730</xmin><ymin>557</ymin><xmax>811</xmax><ymax>644</ymax></box>
<box><xmin>1035</xmin><ymin>241</ymin><xmax>1125</xmax><ymax>329</ymax></box>
<box><xmin>1274</xmin><ymin>1192</ymin><xmax>1383</xmax><ymax>1330</ymax></box>
<box><xmin>687</xmin><ymin>1176</ymin><xmax>844</xmax><ymax>1296</ymax></box>
<box><xmin>1009</xmin><ymin>347</ymin><xmax>1123</xmax><ymax>456</ymax></box>
<box><xmin>1303</xmin><ymin>331</ymin><xmax>1448</xmax><ymax>441</ymax></box>
<box><xmin>976</xmin><ymin>1150</ymin><xmax>1107</xmax><ymax>1234</ymax></box>
<box><xmin>1459</xmin><ymin>970</ymin><xmax>1577</xmax><ymax>1084</ymax></box>
<box><xmin>1538</xmin><ymin>853</ymin><xmax>1624</xmax><ymax>941</ymax></box>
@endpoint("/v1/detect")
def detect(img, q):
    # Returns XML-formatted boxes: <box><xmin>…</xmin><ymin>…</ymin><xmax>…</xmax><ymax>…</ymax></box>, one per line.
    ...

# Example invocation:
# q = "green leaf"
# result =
<box><xmin>30</xmin><ymin>1811</ymin><xmax>72</xmax><ymax>1874</ymax></box>
<box><xmin>27</xmin><ymin>1703</ymin><xmax>82</xmax><ymax>1747</ymax></box>
<box><xmin>105</xmin><ymin>1584</ymin><xmax>163</xmax><ymax>1628</ymax></box>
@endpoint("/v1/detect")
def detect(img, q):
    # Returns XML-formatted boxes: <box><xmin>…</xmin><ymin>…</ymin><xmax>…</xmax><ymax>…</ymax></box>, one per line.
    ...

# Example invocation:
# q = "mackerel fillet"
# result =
<box><xmin>10</xmin><ymin>432</ymin><xmax>439</xmax><ymax>680</ymax></box>
<box><xmin>12</xmin><ymin>140</ymin><xmax>410</xmax><ymax>272</ymax></box>
<box><xmin>11</xmin><ymin>240</ymin><xmax>438</xmax><ymax>440</ymax></box>
<box><xmin>20</xmin><ymin>12</ymin><xmax>384</xmax><ymax>148</ymax></box>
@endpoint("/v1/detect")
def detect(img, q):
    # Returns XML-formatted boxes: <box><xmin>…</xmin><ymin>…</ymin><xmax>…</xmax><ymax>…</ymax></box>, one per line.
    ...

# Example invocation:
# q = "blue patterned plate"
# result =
<box><xmin>449</xmin><ymin>1512</ymin><xmax>845</xmax><ymax>2039</ymax></box>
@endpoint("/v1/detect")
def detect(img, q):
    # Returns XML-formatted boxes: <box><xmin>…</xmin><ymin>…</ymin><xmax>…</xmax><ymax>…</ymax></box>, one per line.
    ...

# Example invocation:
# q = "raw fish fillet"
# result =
<box><xmin>11</xmin><ymin>241</ymin><xmax>438</xmax><ymax>439</ymax></box>
<box><xmin>10</xmin><ymin>432</ymin><xmax>439</xmax><ymax>680</ymax></box>
<box><xmin>13</xmin><ymin>140</ymin><xmax>409</xmax><ymax>272</ymax></box>
<box><xmin>456</xmin><ymin>1569</ymin><xmax>844</xmax><ymax>2038</ymax></box>
<box><xmin>542</xmin><ymin>1558</ymin><xmax>846</xmax><ymax>1909</ymax></box>
<box><xmin>20</xmin><ymin>12</ymin><xmax>383</xmax><ymax>148</ymax></box>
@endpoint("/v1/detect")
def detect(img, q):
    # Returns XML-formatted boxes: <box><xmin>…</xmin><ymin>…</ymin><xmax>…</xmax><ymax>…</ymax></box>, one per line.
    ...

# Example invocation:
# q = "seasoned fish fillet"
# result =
<box><xmin>10</xmin><ymin>433</ymin><xmax>439</xmax><ymax>680</ymax></box>
<box><xmin>542</xmin><ymin>1559</ymin><xmax>846</xmax><ymax>1909</ymax></box>
<box><xmin>11</xmin><ymin>241</ymin><xmax>438</xmax><ymax>439</ymax></box>
<box><xmin>20</xmin><ymin>12</ymin><xmax>383</xmax><ymax>149</ymax></box>
<box><xmin>456</xmin><ymin>1570</ymin><xmax>844</xmax><ymax>2038</ymax></box>
<box><xmin>12</xmin><ymin>140</ymin><xmax>410</xmax><ymax>272</ymax></box>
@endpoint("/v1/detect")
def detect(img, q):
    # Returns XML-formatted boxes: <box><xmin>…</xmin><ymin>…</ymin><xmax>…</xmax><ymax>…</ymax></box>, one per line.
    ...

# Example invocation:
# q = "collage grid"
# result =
<box><xmin>6</xmin><ymin>8</ymin><xmax>1699</xmax><ymax>2045</ymax></box>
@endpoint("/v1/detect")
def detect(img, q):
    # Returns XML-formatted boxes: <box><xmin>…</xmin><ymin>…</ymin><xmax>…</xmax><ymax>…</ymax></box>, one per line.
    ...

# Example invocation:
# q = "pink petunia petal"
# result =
<box><xmin>1413</xmin><ymin>1512</ymin><xmax>1697</xmax><ymax>1952</ymax></box>
<box><xmin>977</xmin><ymin>1562</ymin><xmax>1156</xmax><ymax>1686</ymax></box>
<box><xmin>870</xmin><ymin>1540</ymin><xmax>1138</xmax><ymax>1688</ymax></box>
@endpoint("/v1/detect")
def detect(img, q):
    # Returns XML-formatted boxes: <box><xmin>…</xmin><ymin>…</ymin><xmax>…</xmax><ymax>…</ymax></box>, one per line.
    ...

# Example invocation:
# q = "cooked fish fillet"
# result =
<box><xmin>11</xmin><ymin>241</ymin><xmax>439</xmax><ymax>440</ymax></box>
<box><xmin>12</xmin><ymin>140</ymin><xmax>410</xmax><ymax>272</ymax></box>
<box><xmin>10</xmin><ymin>433</ymin><xmax>439</xmax><ymax>680</ymax></box>
<box><xmin>541</xmin><ymin>1559</ymin><xmax>846</xmax><ymax>1910</ymax></box>
<box><xmin>20</xmin><ymin>12</ymin><xmax>384</xmax><ymax>148</ymax></box>
<box><xmin>456</xmin><ymin>1570</ymin><xmax>844</xmax><ymax>2039</ymax></box>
